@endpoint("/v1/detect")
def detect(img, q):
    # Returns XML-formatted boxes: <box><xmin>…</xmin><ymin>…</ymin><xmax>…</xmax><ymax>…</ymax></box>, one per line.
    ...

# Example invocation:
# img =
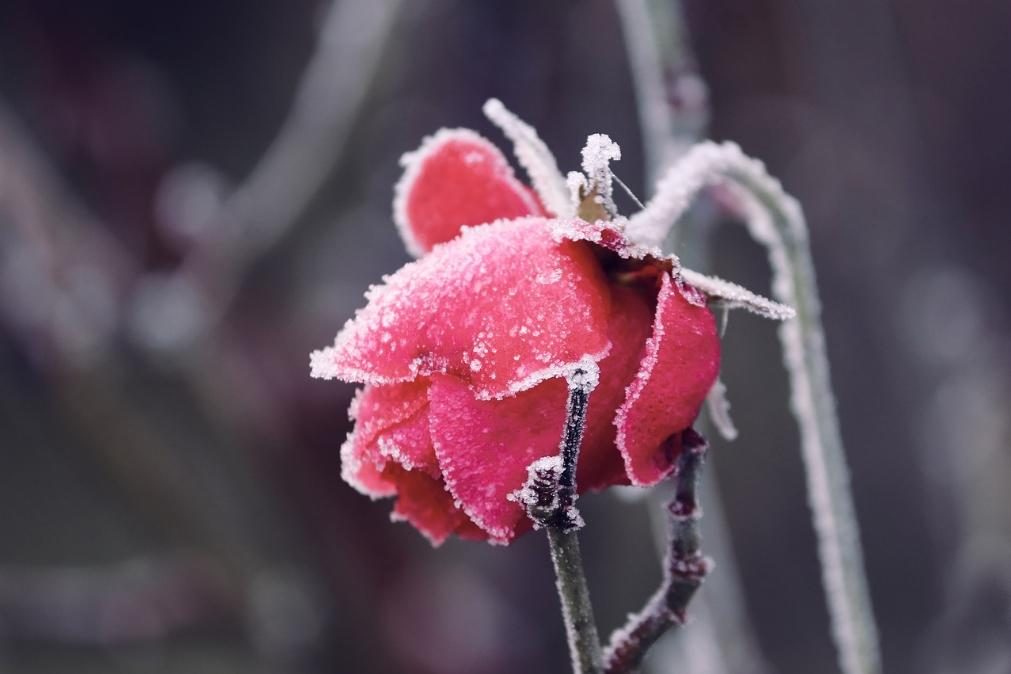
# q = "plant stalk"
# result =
<box><xmin>548</xmin><ymin>527</ymin><xmax>604</xmax><ymax>674</ymax></box>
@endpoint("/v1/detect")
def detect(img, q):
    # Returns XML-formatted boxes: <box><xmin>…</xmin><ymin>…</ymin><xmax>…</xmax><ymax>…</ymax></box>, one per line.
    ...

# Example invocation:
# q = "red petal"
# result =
<box><xmin>578</xmin><ymin>284</ymin><xmax>655</xmax><ymax>490</ymax></box>
<box><xmin>394</xmin><ymin>129</ymin><xmax>544</xmax><ymax>256</ymax></box>
<box><xmin>428</xmin><ymin>374</ymin><xmax>568</xmax><ymax>543</ymax></box>
<box><xmin>352</xmin><ymin>381</ymin><xmax>429</xmax><ymax>449</ymax></box>
<box><xmin>340</xmin><ymin>431</ymin><xmax>397</xmax><ymax>499</ymax></box>
<box><xmin>615</xmin><ymin>273</ymin><xmax>720</xmax><ymax>485</ymax></box>
<box><xmin>342</xmin><ymin>381</ymin><xmax>437</xmax><ymax>495</ymax></box>
<box><xmin>389</xmin><ymin>468</ymin><xmax>473</xmax><ymax>546</ymax></box>
<box><xmin>312</xmin><ymin>219</ymin><xmax>612</xmax><ymax>400</ymax></box>
<box><xmin>374</xmin><ymin>407</ymin><xmax>440</xmax><ymax>477</ymax></box>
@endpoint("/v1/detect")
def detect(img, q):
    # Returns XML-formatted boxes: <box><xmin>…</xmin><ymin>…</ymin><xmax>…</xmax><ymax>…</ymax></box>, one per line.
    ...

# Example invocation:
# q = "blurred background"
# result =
<box><xmin>0</xmin><ymin>1</ymin><xmax>1008</xmax><ymax>673</ymax></box>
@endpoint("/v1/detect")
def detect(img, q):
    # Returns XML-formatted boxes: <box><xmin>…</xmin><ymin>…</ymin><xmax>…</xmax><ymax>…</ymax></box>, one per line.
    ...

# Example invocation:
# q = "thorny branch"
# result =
<box><xmin>603</xmin><ymin>428</ymin><xmax>713</xmax><ymax>673</ymax></box>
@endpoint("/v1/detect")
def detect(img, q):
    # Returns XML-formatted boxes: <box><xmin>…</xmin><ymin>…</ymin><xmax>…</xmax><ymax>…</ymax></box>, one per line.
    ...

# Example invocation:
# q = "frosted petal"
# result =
<box><xmin>393</xmin><ymin>128</ymin><xmax>543</xmax><ymax>256</ymax></box>
<box><xmin>389</xmin><ymin>468</ymin><xmax>473</xmax><ymax>546</ymax></box>
<box><xmin>615</xmin><ymin>272</ymin><xmax>720</xmax><ymax>485</ymax></box>
<box><xmin>311</xmin><ymin>218</ymin><xmax>612</xmax><ymax>400</ymax></box>
<box><xmin>340</xmin><ymin>431</ymin><xmax>396</xmax><ymax>499</ymax></box>
<box><xmin>577</xmin><ymin>285</ymin><xmax>654</xmax><ymax>490</ymax></box>
<box><xmin>428</xmin><ymin>374</ymin><xmax>566</xmax><ymax>543</ymax></box>
<box><xmin>351</xmin><ymin>381</ymin><xmax>429</xmax><ymax>449</ymax></box>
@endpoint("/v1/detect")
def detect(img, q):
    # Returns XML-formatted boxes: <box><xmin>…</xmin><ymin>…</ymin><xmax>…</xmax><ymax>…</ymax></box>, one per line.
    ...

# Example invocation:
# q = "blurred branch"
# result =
<box><xmin>603</xmin><ymin>429</ymin><xmax>712</xmax><ymax>673</ymax></box>
<box><xmin>0</xmin><ymin>100</ymin><xmax>132</xmax><ymax>363</ymax></box>
<box><xmin>0</xmin><ymin>556</ymin><xmax>237</xmax><ymax>645</ymax></box>
<box><xmin>177</xmin><ymin>0</ymin><xmax>404</xmax><ymax>334</ymax></box>
<box><xmin>614</xmin><ymin>0</ymin><xmax>708</xmax><ymax>187</ymax></box>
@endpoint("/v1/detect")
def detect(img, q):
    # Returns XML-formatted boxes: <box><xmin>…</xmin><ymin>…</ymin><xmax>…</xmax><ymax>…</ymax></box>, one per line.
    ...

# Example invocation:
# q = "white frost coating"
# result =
<box><xmin>580</xmin><ymin>133</ymin><xmax>622</xmax><ymax>217</ymax></box>
<box><xmin>392</xmin><ymin>127</ymin><xmax>539</xmax><ymax>258</ymax></box>
<box><xmin>339</xmin><ymin>432</ymin><xmax>394</xmax><ymax>500</ymax></box>
<box><xmin>482</xmin><ymin>99</ymin><xmax>573</xmax><ymax>217</ymax></box>
<box><xmin>625</xmin><ymin>141</ymin><xmax>758</xmax><ymax>248</ymax></box>
<box><xmin>499</xmin><ymin>343</ymin><xmax>611</xmax><ymax>400</ymax></box>
<box><xmin>566</xmin><ymin>171</ymin><xmax>588</xmax><ymax>215</ymax></box>
<box><xmin>507</xmin><ymin>454</ymin><xmax>562</xmax><ymax>512</ymax></box>
<box><xmin>681</xmin><ymin>267</ymin><xmax>796</xmax><ymax>320</ymax></box>
<box><xmin>629</xmin><ymin>141</ymin><xmax>880</xmax><ymax>674</ymax></box>
<box><xmin>704</xmin><ymin>377</ymin><xmax>738</xmax><ymax>442</ymax></box>
<box><xmin>566</xmin><ymin>356</ymin><xmax>600</xmax><ymax>392</ymax></box>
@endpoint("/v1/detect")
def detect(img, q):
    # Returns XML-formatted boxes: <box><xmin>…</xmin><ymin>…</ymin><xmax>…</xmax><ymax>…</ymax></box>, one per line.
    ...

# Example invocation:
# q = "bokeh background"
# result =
<box><xmin>1</xmin><ymin>1</ymin><xmax>1008</xmax><ymax>673</ymax></box>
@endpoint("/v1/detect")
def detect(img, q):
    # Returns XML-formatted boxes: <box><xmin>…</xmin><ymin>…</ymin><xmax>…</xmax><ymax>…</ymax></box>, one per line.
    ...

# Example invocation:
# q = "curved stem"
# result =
<box><xmin>628</xmin><ymin>143</ymin><xmax>882</xmax><ymax>674</ymax></box>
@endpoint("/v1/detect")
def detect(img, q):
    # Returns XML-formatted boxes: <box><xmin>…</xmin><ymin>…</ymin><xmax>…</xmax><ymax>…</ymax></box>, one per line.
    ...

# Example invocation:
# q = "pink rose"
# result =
<box><xmin>311</xmin><ymin>128</ymin><xmax>719</xmax><ymax>544</ymax></box>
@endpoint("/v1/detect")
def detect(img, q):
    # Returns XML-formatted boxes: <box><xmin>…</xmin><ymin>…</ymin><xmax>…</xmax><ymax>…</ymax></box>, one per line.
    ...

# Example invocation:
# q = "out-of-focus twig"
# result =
<box><xmin>0</xmin><ymin>556</ymin><xmax>237</xmax><ymax>645</ymax></box>
<box><xmin>0</xmin><ymin>100</ymin><xmax>132</xmax><ymax>363</ymax></box>
<box><xmin>173</xmin><ymin>0</ymin><xmax>404</xmax><ymax>337</ymax></box>
<box><xmin>615</xmin><ymin>0</ymin><xmax>708</xmax><ymax>187</ymax></box>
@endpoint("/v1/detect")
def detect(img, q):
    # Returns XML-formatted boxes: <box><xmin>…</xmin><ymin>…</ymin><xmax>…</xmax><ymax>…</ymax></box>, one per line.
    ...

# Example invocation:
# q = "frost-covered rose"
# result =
<box><xmin>311</xmin><ymin>127</ymin><xmax>720</xmax><ymax>544</ymax></box>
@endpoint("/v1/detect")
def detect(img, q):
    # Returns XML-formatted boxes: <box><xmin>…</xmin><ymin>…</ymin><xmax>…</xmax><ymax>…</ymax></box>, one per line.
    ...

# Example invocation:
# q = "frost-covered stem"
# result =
<box><xmin>554</xmin><ymin>366</ymin><xmax>594</xmax><ymax>527</ymax></box>
<box><xmin>628</xmin><ymin>143</ymin><xmax>881</xmax><ymax>674</ymax></box>
<box><xmin>604</xmin><ymin>429</ymin><xmax>712</xmax><ymax>673</ymax></box>
<box><xmin>518</xmin><ymin>363</ymin><xmax>603</xmax><ymax>672</ymax></box>
<box><xmin>615</xmin><ymin>0</ymin><xmax>709</xmax><ymax>186</ymax></box>
<box><xmin>548</xmin><ymin>528</ymin><xmax>604</xmax><ymax>674</ymax></box>
<box><xmin>550</xmin><ymin>364</ymin><xmax>604</xmax><ymax>673</ymax></box>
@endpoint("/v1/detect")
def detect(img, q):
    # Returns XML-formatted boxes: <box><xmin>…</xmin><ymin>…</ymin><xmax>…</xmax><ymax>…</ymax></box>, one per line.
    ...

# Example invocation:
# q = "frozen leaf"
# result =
<box><xmin>681</xmin><ymin>268</ymin><xmax>795</xmax><ymax>320</ymax></box>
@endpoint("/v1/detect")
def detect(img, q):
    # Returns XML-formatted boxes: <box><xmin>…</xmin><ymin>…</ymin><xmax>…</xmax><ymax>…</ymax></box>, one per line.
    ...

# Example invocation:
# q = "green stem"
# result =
<box><xmin>548</xmin><ymin>527</ymin><xmax>604</xmax><ymax>674</ymax></box>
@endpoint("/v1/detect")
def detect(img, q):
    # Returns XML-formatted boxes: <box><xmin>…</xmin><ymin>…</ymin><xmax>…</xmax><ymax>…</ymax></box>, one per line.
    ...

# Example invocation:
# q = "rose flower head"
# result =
<box><xmin>311</xmin><ymin>100</ymin><xmax>791</xmax><ymax>545</ymax></box>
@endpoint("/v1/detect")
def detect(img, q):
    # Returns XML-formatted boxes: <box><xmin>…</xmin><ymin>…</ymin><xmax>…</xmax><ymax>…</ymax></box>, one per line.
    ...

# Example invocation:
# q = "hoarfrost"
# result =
<box><xmin>704</xmin><ymin>377</ymin><xmax>738</xmax><ymax>441</ymax></box>
<box><xmin>681</xmin><ymin>268</ymin><xmax>795</xmax><ymax>320</ymax></box>
<box><xmin>625</xmin><ymin>140</ymin><xmax>880</xmax><ymax>674</ymax></box>
<box><xmin>580</xmin><ymin>133</ymin><xmax>622</xmax><ymax>217</ymax></box>
<box><xmin>482</xmin><ymin>99</ymin><xmax>573</xmax><ymax>217</ymax></box>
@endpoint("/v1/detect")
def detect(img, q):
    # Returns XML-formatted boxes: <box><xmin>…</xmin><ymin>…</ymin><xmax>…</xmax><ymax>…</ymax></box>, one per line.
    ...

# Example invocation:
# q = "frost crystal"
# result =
<box><xmin>704</xmin><ymin>377</ymin><xmax>738</xmax><ymax>441</ymax></box>
<box><xmin>482</xmin><ymin>99</ymin><xmax>573</xmax><ymax>217</ymax></box>
<box><xmin>681</xmin><ymin>268</ymin><xmax>795</xmax><ymax>320</ymax></box>
<box><xmin>580</xmin><ymin>133</ymin><xmax>622</xmax><ymax>217</ymax></box>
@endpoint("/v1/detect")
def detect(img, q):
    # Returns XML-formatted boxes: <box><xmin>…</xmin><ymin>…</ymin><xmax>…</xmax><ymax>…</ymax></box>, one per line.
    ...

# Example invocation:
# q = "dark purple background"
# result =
<box><xmin>1</xmin><ymin>1</ymin><xmax>1008</xmax><ymax>673</ymax></box>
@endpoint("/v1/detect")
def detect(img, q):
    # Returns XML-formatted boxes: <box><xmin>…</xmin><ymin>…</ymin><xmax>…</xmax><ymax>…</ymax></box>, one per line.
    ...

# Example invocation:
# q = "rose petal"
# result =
<box><xmin>615</xmin><ymin>272</ymin><xmax>720</xmax><ymax>485</ymax></box>
<box><xmin>374</xmin><ymin>406</ymin><xmax>440</xmax><ymax>477</ymax></box>
<box><xmin>578</xmin><ymin>284</ymin><xmax>655</xmax><ymax>490</ymax></box>
<box><xmin>352</xmin><ymin>381</ymin><xmax>430</xmax><ymax>449</ymax></box>
<box><xmin>311</xmin><ymin>218</ymin><xmax>612</xmax><ymax>400</ymax></box>
<box><xmin>340</xmin><ymin>431</ymin><xmax>397</xmax><ymax>499</ymax></box>
<box><xmin>428</xmin><ymin>373</ymin><xmax>568</xmax><ymax>543</ymax></box>
<box><xmin>394</xmin><ymin>128</ymin><xmax>544</xmax><ymax>256</ymax></box>
<box><xmin>388</xmin><ymin>468</ymin><xmax>471</xmax><ymax>546</ymax></box>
